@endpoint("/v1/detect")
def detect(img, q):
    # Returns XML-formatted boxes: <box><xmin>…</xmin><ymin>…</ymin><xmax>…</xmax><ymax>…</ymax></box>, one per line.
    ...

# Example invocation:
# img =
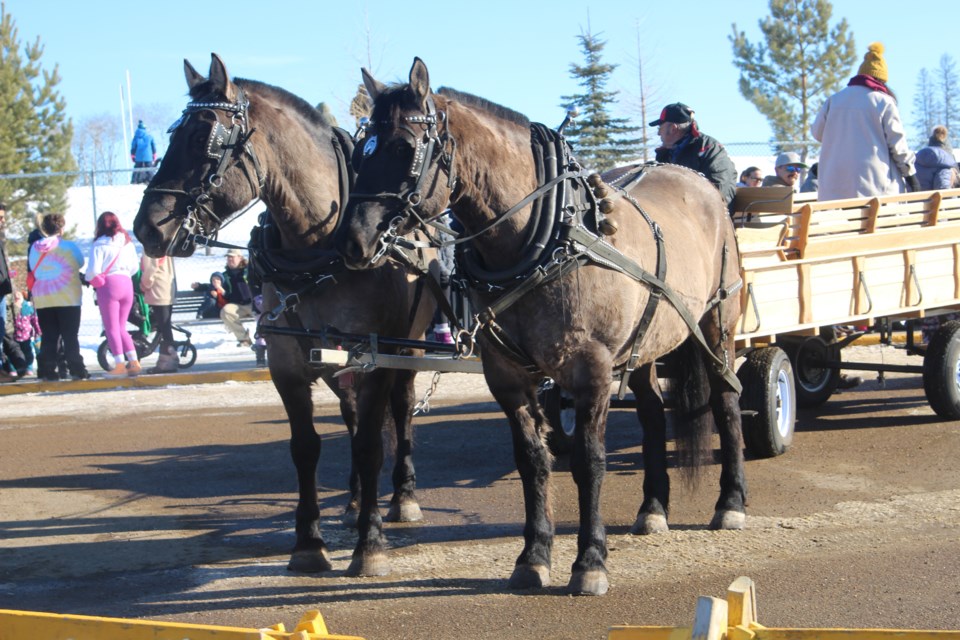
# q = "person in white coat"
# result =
<box><xmin>88</xmin><ymin>212</ymin><xmax>142</xmax><ymax>377</ymax></box>
<box><xmin>812</xmin><ymin>42</ymin><xmax>919</xmax><ymax>201</ymax></box>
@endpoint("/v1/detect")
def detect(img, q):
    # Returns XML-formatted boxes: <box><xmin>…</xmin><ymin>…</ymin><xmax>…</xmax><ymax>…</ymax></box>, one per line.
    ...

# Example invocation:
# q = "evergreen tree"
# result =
<box><xmin>561</xmin><ymin>28</ymin><xmax>639</xmax><ymax>172</ymax></box>
<box><xmin>936</xmin><ymin>54</ymin><xmax>959</xmax><ymax>147</ymax></box>
<box><xmin>912</xmin><ymin>68</ymin><xmax>940</xmax><ymax>147</ymax></box>
<box><xmin>730</xmin><ymin>0</ymin><xmax>856</xmax><ymax>157</ymax></box>
<box><xmin>0</xmin><ymin>3</ymin><xmax>75</xmax><ymax>247</ymax></box>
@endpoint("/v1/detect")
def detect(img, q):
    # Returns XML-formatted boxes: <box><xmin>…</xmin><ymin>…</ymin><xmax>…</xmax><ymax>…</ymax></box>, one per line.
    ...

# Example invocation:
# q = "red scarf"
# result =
<box><xmin>848</xmin><ymin>74</ymin><xmax>892</xmax><ymax>97</ymax></box>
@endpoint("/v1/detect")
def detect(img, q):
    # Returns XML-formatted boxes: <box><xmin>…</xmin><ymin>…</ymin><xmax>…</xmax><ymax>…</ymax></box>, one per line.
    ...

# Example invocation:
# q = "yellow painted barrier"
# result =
<box><xmin>0</xmin><ymin>608</ymin><xmax>364</xmax><ymax>640</ymax></box>
<box><xmin>609</xmin><ymin>577</ymin><xmax>960</xmax><ymax>640</ymax></box>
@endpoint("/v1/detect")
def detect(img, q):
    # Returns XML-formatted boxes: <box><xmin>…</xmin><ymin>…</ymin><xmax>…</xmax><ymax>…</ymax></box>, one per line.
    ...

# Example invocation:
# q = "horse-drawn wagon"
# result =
<box><xmin>134</xmin><ymin>52</ymin><xmax>960</xmax><ymax>594</ymax></box>
<box><xmin>732</xmin><ymin>185</ymin><xmax>960</xmax><ymax>458</ymax></box>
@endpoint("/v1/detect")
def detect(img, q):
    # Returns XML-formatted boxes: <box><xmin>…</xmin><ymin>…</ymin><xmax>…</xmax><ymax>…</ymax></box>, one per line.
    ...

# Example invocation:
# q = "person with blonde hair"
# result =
<box><xmin>915</xmin><ymin>125</ymin><xmax>959</xmax><ymax>190</ymax></box>
<box><xmin>812</xmin><ymin>42</ymin><xmax>919</xmax><ymax>200</ymax></box>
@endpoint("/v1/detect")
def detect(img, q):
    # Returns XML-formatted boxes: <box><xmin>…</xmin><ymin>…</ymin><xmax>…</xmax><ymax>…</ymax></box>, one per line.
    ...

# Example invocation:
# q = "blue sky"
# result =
<box><xmin>5</xmin><ymin>1</ymin><xmax>956</xmax><ymax>157</ymax></box>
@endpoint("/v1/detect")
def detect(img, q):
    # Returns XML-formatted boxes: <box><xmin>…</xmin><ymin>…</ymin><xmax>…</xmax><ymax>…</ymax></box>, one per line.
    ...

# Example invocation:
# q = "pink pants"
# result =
<box><xmin>97</xmin><ymin>274</ymin><xmax>136</xmax><ymax>357</ymax></box>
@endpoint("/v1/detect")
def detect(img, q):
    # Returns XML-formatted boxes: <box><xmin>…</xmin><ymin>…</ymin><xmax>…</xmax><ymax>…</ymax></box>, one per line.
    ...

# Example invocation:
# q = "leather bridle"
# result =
<box><xmin>146</xmin><ymin>87</ymin><xmax>267</xmax><ymax>255</ymax></box>
<box><xmin>350</xmin><ymin>94</ymin><xmax>456</xmax><ymax>264</ymax></box>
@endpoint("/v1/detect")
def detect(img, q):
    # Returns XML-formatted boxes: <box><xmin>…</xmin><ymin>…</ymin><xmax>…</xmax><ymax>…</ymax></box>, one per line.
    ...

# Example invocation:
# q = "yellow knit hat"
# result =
<box><xmin>858</xmin><ymin>42</ymin><xmax>888</xmax><ymax>83</ymax></box>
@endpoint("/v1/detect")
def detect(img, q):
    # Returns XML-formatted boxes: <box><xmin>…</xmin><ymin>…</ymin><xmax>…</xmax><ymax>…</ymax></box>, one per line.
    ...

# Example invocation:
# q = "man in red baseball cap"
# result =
<box><xmin>650</xmin><ymin>102</ymin><xmax>738</xmax><ymax>208</ymax></box>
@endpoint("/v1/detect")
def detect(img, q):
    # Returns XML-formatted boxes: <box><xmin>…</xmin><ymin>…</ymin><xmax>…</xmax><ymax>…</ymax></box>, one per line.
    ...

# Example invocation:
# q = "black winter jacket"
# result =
<box><xmin>0</xmin><ymin>241</ymin><xmax>11</xmax><ymax>298</ymax></box>
<box><xmin>655</xmin><ymin>132</ymin><xmax>738</xmax><ymax>206</ymax></box>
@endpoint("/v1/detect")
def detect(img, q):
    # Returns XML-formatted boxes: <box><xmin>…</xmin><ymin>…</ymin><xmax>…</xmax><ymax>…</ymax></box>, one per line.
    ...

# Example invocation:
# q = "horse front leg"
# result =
<box><xmin>486</xmin><ymin>364</ymin><xmax>554</xmax><ymax>591</ymax></box>
<box><xmin>276</xmin><ymin>370</ymin><xmax>331</xmax><ymax>573</ymax></box>
<box><xmin>385</xmin><ymin>367</ymin><xmax>422</xmax><ymax>522</ymax></box>
<box><xmin>709</xmin><ymin>368</ymin><xmax>747</xmax><ymax>530</ymax></box>
<box><xmin>627</xmin><ymin>363</ymin><xmax>671</xmax><ymax>535</ymax></box>
<box><xmin>346</xmin><ymin>367</ymin><xmax>395</xmax><ymax>577</ymax></box>
<box><xmin>567</xmin><ymin>350</ymin><xmax>612</xmax><ymax>596</ymax></box>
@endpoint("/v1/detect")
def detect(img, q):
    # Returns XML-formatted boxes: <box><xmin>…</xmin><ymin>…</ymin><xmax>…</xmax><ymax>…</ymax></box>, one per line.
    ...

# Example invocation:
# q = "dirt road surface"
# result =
<box><xmin>2</xmin><ymin>344</ymin><xmax>959</xmax><ymax>639</ymax></box>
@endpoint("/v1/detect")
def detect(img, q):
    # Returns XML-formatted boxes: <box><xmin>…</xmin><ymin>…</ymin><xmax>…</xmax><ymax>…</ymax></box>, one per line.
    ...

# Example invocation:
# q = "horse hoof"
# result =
<box><xmin>287</xmin><ymin>547</ymin><xmax>332</xmax><ymax>573</ymax></box>
<box><xmin>568</xmin><ymin>569</ymin><xmax>609</xmax><ymax>596</ymax></box>
<box><xmin>386</xmin><ymin>500</ymin><xmax>423</xmax><ymax>523</ymax></box>
<box><xmin>508</xmin><ymin>564</ymin><xmax>550</xmax><ymax>590</ymax></box>
<box><xmin>630</xmin><ymin>513</ymin><xmax>669</xmax><ymax>535</ymax></box>
<box><xmin>709</xmin><ymin>510</ymin><xmax>746</xmax><ymax>530</ymax></box>
<box><xmin>346</xmin><ymin>552</ymin><xmax>390</xmax><ymax>577</ymax></box>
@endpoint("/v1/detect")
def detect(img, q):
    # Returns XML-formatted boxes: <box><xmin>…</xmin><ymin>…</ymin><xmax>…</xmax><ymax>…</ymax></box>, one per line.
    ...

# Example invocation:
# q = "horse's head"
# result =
<box><xmin>335</xmin><ymin>58</ymin><xmax>454</xmax><ymax>269</ymax></box>
<box><xmin>134</xmin><ymin>53</ymin><xmax>265</xmax><ymax>257</ymax></box>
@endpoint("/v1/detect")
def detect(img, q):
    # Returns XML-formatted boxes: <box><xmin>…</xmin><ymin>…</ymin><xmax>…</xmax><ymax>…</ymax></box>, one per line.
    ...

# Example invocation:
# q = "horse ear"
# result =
<box><xmin>208</xmin><ymin>53</ymin><xmax>237</xmax><ymax>102</ymax></box>
<box><xmin>409</xmin><ymin>57</ymin><xmax>431</xmax><ymax>106</ymax></box>
<box><xmin>184</xmin><ymin>59</ymin><xmax>206</xmax><ymax>90</ymax></box>
<box><xmin>361</xmin><ymin>67</ymin><xmax>385</xmax><ymax>102</ymax></box>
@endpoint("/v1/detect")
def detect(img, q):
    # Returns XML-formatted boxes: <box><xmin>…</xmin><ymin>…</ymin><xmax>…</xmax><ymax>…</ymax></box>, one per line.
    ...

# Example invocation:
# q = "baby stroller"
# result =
<box><xmin>97</xmin><ymin>289</ymin><xmax>197</xmax><ymax>371</ymax></box>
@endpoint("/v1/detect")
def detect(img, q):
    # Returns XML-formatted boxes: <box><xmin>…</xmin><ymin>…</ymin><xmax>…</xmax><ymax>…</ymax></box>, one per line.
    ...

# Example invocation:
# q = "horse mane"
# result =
<box><xmin>234</xmin><ymin>78</ymin><xmax>337</xmax><ymax>128</ymax></box>
<box><xmin>370</xmin><ymin>84</ymin><xmax>529</xmax><ymax>129</ymax></box>
<box><xmin>186</xmin><ymin>76</ymin><xmax>336</xmax><ymax>130</ymax></box>
<box><xmin>437</xmin><ymin>87</ymin><xmax>529</xmax><ymax>128</ymax></box>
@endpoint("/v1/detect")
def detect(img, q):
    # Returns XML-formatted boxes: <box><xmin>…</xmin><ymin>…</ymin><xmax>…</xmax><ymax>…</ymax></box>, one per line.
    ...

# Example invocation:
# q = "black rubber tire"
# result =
<box><xmin>783</xmin><ymin>335</ymin><xmax>841</xmax><ymax>408</ymax></box>
<box><xmin>97</xmin><ymin>341</ymin><xmax>115</xmax><ymax>371</ymax></box>
<box><xmin>923</xmin><ymin>320</ymin><xmax>960</xmax><ymax>419</ymax></box>
<box><xmin>177</xmin><ymin>343</ymin><xmax>198</xmax><ymax>369</ymax></box>
<box><xmin>540</xmin><ymin>385</ymin><xmax>575</xmax><ymax>455</ymax></box>
<box><xmin>738</xmin><ymin>347</ymin><xmax>796</xmax><ymax>459</ymax></box>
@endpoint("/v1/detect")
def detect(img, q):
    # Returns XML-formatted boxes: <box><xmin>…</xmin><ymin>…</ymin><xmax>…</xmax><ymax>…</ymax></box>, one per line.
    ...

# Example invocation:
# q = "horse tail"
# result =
<box><xmin>672</xmin><ymin>336</ymin><xmax>714</xmax><ymax>486</ymax></box>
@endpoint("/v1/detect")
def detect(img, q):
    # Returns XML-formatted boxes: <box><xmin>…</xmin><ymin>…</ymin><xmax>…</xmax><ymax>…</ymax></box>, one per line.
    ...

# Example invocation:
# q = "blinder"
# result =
<box><xmin>147</xmin><ymin>87</ymin><xmax>267</xmax><ymax>254</ymax></box>
<box><xmin>206</xmin><ymin>121</ymin><xmax>232</xmax><ymax>159</ymax></box>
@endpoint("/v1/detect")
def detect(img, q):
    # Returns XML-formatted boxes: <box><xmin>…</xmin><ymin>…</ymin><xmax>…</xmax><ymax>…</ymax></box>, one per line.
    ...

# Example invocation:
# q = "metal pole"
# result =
<box><xmin>90</xmin><ymin>171</ymin><xmax>97</xmax><ymax>229</ymax></box>
<box><xmin>120</xmin><ymin>85</ymin><xmax>130</xmax><ymax>170</ymax></box>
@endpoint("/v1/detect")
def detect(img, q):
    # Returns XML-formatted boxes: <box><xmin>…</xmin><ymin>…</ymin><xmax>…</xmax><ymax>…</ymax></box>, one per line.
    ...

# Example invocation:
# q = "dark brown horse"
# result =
<box><xmin>134</xmin><ymin>54</ymin><xmax>437</xmax><ymax>576</ymax></box>
<box><xmin>335</xmin><ymin>58</ymin><xmax>747</xmax><ymax>595</ymax></box>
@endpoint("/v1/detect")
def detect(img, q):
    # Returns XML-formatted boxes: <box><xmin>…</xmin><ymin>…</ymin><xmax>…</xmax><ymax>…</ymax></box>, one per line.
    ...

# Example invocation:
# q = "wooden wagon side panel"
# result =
<box><xmin>912</xmin><ymin>245</ymin><xmax>960</xmax><ymax>309</ymax></box>
<box><xmin>739</xmin><ymin>264</ymin><xmax>804</xmax><ymax>335</ymax></box>
<box><xmin>806</xmin><ymin>259</ymin><xmax>857</xmax><ymax>326</ymax></box>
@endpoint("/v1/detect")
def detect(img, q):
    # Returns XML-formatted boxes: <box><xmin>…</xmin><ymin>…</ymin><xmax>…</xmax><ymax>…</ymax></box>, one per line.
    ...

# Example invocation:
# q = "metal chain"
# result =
<box><xmin>413</xmin><ymin>371</ymin><xmax>443</xmax><ymax>416</ymax></box>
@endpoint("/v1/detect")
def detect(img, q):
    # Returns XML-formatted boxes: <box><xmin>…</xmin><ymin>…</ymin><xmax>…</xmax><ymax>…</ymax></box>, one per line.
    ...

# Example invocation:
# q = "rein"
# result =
<box><xmin>351</xmin><ymin>94</ymin><xmax>457</xmax><ymax>265</ymax></box>
<box><xmin>145</xmin><ymin>87</ymin><xmax>267</xmax><ymax>255</ymax></box>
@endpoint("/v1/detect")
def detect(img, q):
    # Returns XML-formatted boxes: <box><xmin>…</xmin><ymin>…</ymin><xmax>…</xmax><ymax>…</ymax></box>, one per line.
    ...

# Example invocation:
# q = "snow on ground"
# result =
<box><xmin>60</xmin><ymin>184</ymin><xmax>265</xmax><ymax>372</ymax></box>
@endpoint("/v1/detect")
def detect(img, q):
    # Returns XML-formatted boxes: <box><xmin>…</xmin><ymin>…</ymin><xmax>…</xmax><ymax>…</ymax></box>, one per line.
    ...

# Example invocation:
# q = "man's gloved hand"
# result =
<box><xmin>906</xmin><ymin>174</ymin><xmax>921</xmax><ymax>192</ymax></box>
<box><xmin>130</xmin><ymin>154</ymin><xmax>135</xmax><ymax>163</ymax></box>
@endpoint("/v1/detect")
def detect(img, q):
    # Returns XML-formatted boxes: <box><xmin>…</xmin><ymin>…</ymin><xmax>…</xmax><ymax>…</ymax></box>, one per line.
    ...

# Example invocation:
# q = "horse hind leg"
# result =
<box><xmin>708</xmin><ymin>339</ymin><xmax>747</xmax><ymax>531</ymax></box>
<box><xmin>627</xmin><ymin>363</ymin><xmax>670</xmax><ymax>535</ymax></box>
<box><xmin>670</xmin><ymin>335</ymin><xmax>746</xmax><ymax>530</ymax></box>
<box><xmin>385</xmin><ymin>367</ymin><xmax>423</xmax><ymax>523</ymax></box>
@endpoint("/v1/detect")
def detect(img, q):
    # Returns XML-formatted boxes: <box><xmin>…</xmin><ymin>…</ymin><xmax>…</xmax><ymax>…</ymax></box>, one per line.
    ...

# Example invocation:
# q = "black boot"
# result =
<box><xmin>254</xmin><ymin>344</ymin><xmax>267</xmax><ymax>367</ymax></box>
<box><xmin>70</xmin><ymin>367</ymin><xmax>91</xmax><ymax>380</ymax></box>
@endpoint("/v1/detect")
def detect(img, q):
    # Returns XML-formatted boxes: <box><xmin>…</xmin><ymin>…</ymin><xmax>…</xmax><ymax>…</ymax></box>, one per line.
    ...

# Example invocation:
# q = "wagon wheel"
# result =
<box><xmin>738</xmin><ymin>346</ymin><xmax>796</xmax><ymax>458</ymax></box>
<box><xmin>923</xmin><ymin>320</ymin><xmax>960</xmax><ymax>419</ymax></box>
<box><xmin>540</xmin><ymin>385</ymin><xmax>575</xmax><ymax>455</ymax></box>
<box><xmin>782</xmin><ymin>335</ymin><xmax>841</xmax><ymax>408</ymax></box>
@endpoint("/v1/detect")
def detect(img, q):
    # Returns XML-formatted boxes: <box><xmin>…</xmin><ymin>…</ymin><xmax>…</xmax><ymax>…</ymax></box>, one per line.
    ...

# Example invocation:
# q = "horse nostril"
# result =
<box><xmin>341</xmin><ymin>237</ymin><xmax>364</xmax><ymax>262</ymax></box>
